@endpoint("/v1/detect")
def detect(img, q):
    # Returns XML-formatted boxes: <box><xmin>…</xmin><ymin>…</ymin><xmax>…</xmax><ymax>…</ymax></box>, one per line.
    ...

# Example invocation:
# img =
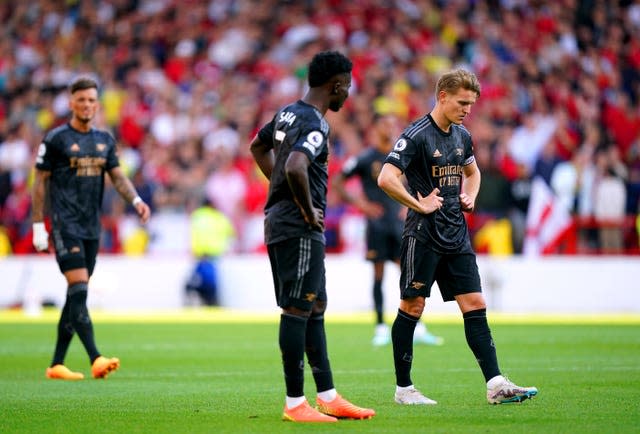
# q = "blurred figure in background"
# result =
<box><xmin>31</xmin><ymin>77</ymin><xmax>151</xmax><ymax>380</ymax></box>
<box><xmin>185</xmin><ymin>198</ymin><xmax>235</xmax><ymax>306</ymax></box>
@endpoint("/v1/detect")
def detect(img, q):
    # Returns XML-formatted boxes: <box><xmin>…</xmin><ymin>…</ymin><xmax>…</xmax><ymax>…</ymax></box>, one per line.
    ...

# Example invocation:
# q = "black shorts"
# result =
<box><xmin>52</xmin><ymin>230</ymin><xmax>99</xmax><ymax>276</ymax></box>
<box><xmin>365</xmin><ymin>223</ymin><xmax>401</xmax><ymax>262</ymax></box>
<box><xmin>267</xmin><ymin>237</ymin><xmax>327</xmax><ymax>310</ymax></box>
<box><xmin>399</xmin><ymin>236</ymin><xmax>481</xmax><ymax>302</ymax></box>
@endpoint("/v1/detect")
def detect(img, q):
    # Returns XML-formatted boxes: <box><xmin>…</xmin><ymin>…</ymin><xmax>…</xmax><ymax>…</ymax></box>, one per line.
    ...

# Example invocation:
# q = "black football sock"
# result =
<box><xmin>373</xmin><ymin>279</ymin><xmax>384</xmax><ymax>324</ymax></box>
<box><xmin>463</xmin><ymin>308</ymin><xmax>501</xmax><ymax>381</ymax></box>
<box><xmin>279</xmin><ymin>313</ymin><xmax>308</xmax><ymax>397</ymax></box>
<box><xmin>68</xmin><ymin>282</ymin><xmax>101</xmax><ymax>363</ymax></box>
<box><xmin>392</xmin><ymin>309</ymin><xmax>419</xmax><ymax>387</ymax></box>
<box><xmin>51</xmin><ymin>300</ymin><xmax>74</xmax><ymax>366</ymax></box>
<box><xmin>305</xmin><ymin>312</ymin><xmax>334</xmax><ymax>393</ymax></box>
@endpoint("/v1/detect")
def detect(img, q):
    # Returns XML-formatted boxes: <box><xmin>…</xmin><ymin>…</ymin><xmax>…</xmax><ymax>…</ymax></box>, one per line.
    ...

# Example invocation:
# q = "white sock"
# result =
<box><xmin>414</xmin><ymin>322</ymin><xmax>426</xmax><ymax>336</ymax></box>
<box><xmin>396</xmin><ymin>384</ymin><xmax>414</xmax><ymax>393</ymax></box>
<box><xmin>317</xmin><ymin>388</ymin><xmax>337</xmax><ymax>402</ymax></box>
<box><xmin>487</xmin><ymin>375</ymin><xmax>505</xmax><ymax>389</ymax></box>
<box><xmin>285</xmin><ymin>396</ymin><xmax>306</xmax><ymax>409</ymax></box>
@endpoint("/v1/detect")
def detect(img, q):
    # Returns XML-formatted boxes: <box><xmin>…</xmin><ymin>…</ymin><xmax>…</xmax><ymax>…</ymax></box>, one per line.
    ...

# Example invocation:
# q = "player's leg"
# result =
<box><xmin>268</xmin><ymin>239</ymin><xmax>336</xmax><ymax>422</ymax></box>
<box><xmin>295</xmin><ymin>241</ymin><xmax>374</xmax><ymax>420</ymax></box>
<box><xmin>46</xmin><ymin>297</ymin><xmax>83</xmax><ymax>379</ymax></box>
<box><xmin>367</xmin><ymin>226</ymin><xmax>389</xmax><ymax>345</ymax></box>
<box><xmin>60</xmin><ymin>238</ymin><xmax>119</xmax><ymax>378</ymax></box>
<box><xmin>446</xmin><ymin>255</ymin><xmax>537</xmax><ymax>404</ymax></box>
<box><xmin>392</xmin><ymin>237</ymin><xmax>437</xmax><ymax>404</ymax></box>
<box><xmin>50</xmin><ymin>298</ymin><xmax>74</xmax><ymax>365</ymax></box>
<box><xmin>371</xmin><ymin>261</ymin><xmax>390</xmax><ymax>346</ymax></box>
<box><xmin>46</xmin><ymin>233</ymin><xmax>83</xmax><ymax>380</ymax></box>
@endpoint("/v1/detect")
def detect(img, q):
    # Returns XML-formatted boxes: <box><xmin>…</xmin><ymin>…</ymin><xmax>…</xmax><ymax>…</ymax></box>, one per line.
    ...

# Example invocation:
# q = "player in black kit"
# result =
<box><xmin>32</xmin><ymin>77</ymin><xmax>151</xmax><ymax>380</ymax></box>
<box><xmin>377</xmin><ymin>69</ymin><xmax>538</xmax><ymax>405</ymax></box>
<box><xmin>333</xmin><ymin>113</ymin><xmax>443</xmax><ymax>347</ymax></box>
<box><xmin>250</xmin><ymin>51</ymin><xmax>375</xmax><ymax>422</ymax></box>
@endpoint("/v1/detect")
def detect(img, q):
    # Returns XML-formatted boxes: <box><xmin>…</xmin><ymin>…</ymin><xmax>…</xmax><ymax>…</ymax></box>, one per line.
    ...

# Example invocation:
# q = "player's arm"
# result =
<box><xmin>332</xmin><ymin>170</ymin><xmax>383</xmax><ymax>219</ymax></box>
<box><xmin>107</xmin><ymin>166</ymin><xmax>151</xmax><ymax>223</ymax></box>
<box><xmin>249</xmin><ymin>135</ymin><xmax>274</xmax><ymax>181</ymax></box>
<box><xmin>285</xmin><ymin>151</ymin><xmax>323</xmax><ymax>230</ymax></box>
<box><xmin>377</xmin><ymin>163</ymin><xmax>442</xmax><ymax>214</ymax></box>
<box><xmin>31</xmin><ymin>168</ymin><xmax>51</xmax><ymax>251</ymax></box>
<box><xmin>460</xmin><ymin>160</ymin><xmax>481</xmax><ymax>212</ymax></box>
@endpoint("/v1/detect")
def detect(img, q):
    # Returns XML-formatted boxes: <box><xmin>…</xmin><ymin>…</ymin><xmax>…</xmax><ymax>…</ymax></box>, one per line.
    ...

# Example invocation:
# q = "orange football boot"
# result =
<box><xmin>283</xmin><ymin>401</ymin><xmax>338</xmax><ymax>423</ymax></box>
<box><xmin>91</xmin><ymin>356</ymin><xmax>120</xmax><ymax>379</ymax></box>
<box><xmin>46</xmin><ymin>364</ymin><xmax>84</xmax><ymax>380</ymax></box>
<box><xmin>316</xmin><ymin>394</ymin><xmax>376</xmax><ymax>419</ymax></box>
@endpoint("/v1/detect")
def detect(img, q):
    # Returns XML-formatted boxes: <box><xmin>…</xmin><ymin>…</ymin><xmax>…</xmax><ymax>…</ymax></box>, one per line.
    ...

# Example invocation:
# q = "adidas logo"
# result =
<box><xmin>433</xmin><ymin>149</ymin><xmax>442</xmax><ymax>157</ymax></box>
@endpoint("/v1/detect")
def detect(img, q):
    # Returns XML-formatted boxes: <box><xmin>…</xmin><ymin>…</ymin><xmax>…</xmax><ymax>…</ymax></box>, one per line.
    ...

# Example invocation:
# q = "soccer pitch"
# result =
<box><xmin>1</xmin><ymin>310</ymin><xmax>639</xmax><ymax>433</ymax></box>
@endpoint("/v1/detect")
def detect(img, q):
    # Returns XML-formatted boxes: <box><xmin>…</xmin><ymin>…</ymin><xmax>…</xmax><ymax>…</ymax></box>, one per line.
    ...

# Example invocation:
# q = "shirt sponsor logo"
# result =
<box><xmin>69</xmin><ymin>156</ymin><xmax>107</xmax><ymax>177</ymax></box>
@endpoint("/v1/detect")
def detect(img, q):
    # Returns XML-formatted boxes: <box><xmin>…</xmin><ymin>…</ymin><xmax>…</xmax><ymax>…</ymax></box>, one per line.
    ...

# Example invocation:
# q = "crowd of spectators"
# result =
<box><xmin>1</xmin><ymin>0</ymin><xmax>639</xmax><ymax>256</ymax></box>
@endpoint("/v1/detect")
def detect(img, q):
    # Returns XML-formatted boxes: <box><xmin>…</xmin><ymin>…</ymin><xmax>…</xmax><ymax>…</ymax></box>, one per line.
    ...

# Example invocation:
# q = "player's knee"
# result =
<box><xmin>401</xmin><ymin>297</ymin><xmax>425</xmax><ymax>318</ymax></box>
<box><xmin>311</xmin><ymin>300</ymin><xmax>327</xmax><ymax>316</ymax></box>
<box><xmin>456</xmin><ymin>293</ymin><xmax>486</xmax><ymax>312</ymax></box>
<box><xmin>282</xmin><ymin>306</ymin><xmax>312</xmax><ymax>318</ymax></box>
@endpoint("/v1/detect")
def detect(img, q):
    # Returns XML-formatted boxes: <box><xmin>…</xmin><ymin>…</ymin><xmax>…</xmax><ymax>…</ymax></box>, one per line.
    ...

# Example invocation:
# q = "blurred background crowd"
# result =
<box><xmin>1</xmin><ymin>0</ymin><xmax>639</xmax><ymax>256</ymax></box>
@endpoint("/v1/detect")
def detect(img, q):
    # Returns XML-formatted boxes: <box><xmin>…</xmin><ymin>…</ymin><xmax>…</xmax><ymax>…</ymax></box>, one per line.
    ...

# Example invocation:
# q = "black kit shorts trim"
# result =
<box><xmin>400</xmin><ymin>236</ymin><xmax>481</xmax><ymax>301</ymax></box>
<box><xmin>267</xmin><ymin>237</ymin><xmax>327</xmax><ymax>311</ymax></box>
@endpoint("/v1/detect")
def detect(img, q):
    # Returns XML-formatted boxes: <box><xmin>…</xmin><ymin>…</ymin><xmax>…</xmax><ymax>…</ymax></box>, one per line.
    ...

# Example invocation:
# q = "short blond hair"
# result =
<box><xmin>436</xmin><ymin>69</ymin><xmax>481</xmax><ymax>97</ymax></box>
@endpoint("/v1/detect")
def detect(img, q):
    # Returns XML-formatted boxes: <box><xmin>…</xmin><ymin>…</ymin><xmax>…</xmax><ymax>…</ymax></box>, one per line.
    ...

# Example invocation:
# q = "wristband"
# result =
<box><xmin>132</xmin><ymin>196</ymin><xmax>143</xmax><ymax>206</ymax></box>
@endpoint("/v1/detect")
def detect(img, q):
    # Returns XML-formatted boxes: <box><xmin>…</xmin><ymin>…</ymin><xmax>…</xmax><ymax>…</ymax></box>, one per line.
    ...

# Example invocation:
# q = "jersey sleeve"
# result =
<box><xmin>462</xmin><ymin>132</ymin><xmax>475</xmax><ymax>166</ymax></box>
<box><xmin>34</xmin><ymin>131</ymin><xmax>59</xmax><ymax>171</ymax></box>
<box><xmin>257</xmin><ymin>118</ymin><xmax>275</xmax><ymax>149</ymax></box>
<box><xmin>292</xmin><ymin>126</ymin><xmax>327</xmax><ymax>162</ymax></box>
<box><xmin>340</xmin><ymin>155</ymin><xmax>359</xmax><ymax>178</ymax></box>
<box><xmin>106</xmin><ymin>133</ymin><xmax>120</xmax><ymax>170</ymax></box>
<box><xmin>384</xmin><ymin>135</ymin><xmax>418</xmax><ymax>172</ymax></box>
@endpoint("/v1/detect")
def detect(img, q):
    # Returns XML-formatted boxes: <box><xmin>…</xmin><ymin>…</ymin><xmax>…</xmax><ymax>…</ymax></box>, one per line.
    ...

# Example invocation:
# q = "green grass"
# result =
<box><xmin>1</xmin><ymin>313</ymin><xmax>639</xmax><ymax>433</ymax></box>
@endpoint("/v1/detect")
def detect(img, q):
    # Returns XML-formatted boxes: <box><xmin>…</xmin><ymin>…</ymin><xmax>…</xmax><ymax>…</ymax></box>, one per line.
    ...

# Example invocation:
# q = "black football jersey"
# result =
<box><xmin>340</xmin><ymin>147</ymin><xmax>403</xmax><ymax>231</ymax></box>
<box><xmin>384</xmin><ymin>114</ymin><xmax>475</xmax><ymax>253</ymax></box>
<box><xmin>257</xmin><ymin>100</ymin><xmax>330</xmax><ymax>245</ymax></box>
<box><xmin>35</xmin><ymin>123</ymin><xmax>119</xmax><ymax>239</ymax></box>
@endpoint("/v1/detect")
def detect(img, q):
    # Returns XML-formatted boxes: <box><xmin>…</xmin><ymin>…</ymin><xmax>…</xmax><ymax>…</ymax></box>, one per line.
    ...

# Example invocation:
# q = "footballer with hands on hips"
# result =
<box><xmin>31</xmin><ymin>77</ymin><xmax>150</xmax><ymax>381</ymax></box>
<box><xmin>250</xmin><ymin>50</ymin><xmax>376</xmax><ymax>423</ymax></box>
<box><xmin>377</xmin><ymin>68</ymin><xmax>538</xmax><ymax>405</ymax></box>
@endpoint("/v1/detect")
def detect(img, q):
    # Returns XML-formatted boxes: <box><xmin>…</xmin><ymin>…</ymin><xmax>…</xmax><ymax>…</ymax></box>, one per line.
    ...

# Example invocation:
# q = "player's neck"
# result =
<box><xmin>69</xmin><ymin>118</ymin><xmax>92</xmax><ymax>133</ymax></box>
<box><xmin>302</xmin><ymin>91</ymin><xmax>328</xmax><ymax>115</ymax></box>
<box><xmin>429</xmin><ymin>109</ymin><xmax>452</xmax><ymax>133</ymax></box>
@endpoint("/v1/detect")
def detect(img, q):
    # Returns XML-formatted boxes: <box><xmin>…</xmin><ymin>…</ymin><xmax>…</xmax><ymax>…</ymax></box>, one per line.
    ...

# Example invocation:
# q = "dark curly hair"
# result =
<box><xmin>308</xmin><ymin>51</ymin><xmax>352</xmax><ymax>88</ymax></box>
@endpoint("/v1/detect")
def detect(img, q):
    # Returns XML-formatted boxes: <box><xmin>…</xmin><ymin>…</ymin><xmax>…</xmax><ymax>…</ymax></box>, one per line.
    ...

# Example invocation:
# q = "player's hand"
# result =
<box><xmin>459</xmin><ymin>193</ymin><xmax>475</xmax><ymax>212</ymax></box>
<box><xmin>417</xmin><ymin>188</ymin><xmax>443</xmax><ymax>214</ymax></box>
<box><xmin>32</xmin><ymin>222</ymin><xmax>49</xmax><ymax>252</ymax></box>
<box><xmin>305</xmin><ymin>207</ymin><xmax>325</xmax><ymax>231</ymax></box>
<box><xmin>360</xmin><ymin>200</ymin><xmax>384</xmax><ymax>219</ymax></box>
<box><xmin>133</xmin><ymin>199</ymin><xmax>151</xmax><ymax>224</ymax></box>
